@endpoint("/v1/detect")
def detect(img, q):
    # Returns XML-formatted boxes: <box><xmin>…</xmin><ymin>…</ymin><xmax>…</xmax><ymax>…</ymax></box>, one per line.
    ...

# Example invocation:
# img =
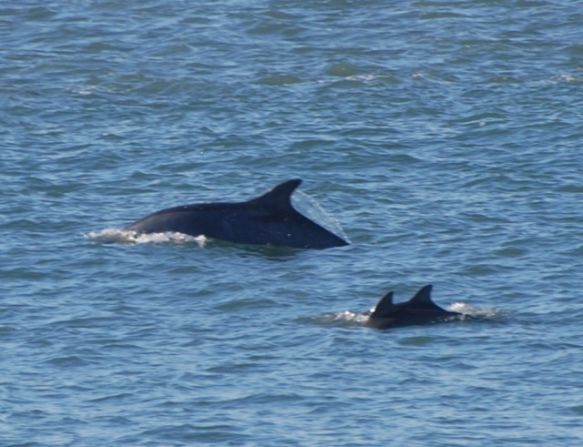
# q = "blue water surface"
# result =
<box><xmin>1</xmin><ymin>1</ymin><xmax>582</xmax><ymax>446</ymax></box>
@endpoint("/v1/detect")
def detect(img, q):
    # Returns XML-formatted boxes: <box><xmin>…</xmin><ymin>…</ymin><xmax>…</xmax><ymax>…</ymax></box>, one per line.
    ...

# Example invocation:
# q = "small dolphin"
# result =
<box><xmin>126</xmin><ymin>179</ymin><xmax>349</xmax><ymax>249</ymax></box>
<box><xmin>366</xmin><ymin>285</ymin><xmax>461</xmax><ymax>329</ymax></box>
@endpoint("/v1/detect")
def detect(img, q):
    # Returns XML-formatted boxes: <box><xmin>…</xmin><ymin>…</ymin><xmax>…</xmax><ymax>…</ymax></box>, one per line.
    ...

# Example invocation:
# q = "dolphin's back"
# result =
<box><xmin>126</xmin><ymin>180</ymin><xmax>349</xmax><ymax>249</ymax></box>
<box><xmin>366</xmin><ymin>285</ymin><xmax>461</xmax><ymax>329</ymax></box>
<box><xmin>127</xmin><ymin>203</ymin><xmax>236</xmax><ymax>237</ymax></box>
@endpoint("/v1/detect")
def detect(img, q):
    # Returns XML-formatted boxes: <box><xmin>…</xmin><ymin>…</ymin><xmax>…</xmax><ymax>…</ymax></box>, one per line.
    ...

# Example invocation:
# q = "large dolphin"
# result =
<box><xmin>365</xmin><ymin>285</ymin><xmax>461</xmax><ymax>329</ymax></box>
<box><xmin>126</xmin><ymin>179</ymin><xmax>349</xmax><ymax>249</ymax></box>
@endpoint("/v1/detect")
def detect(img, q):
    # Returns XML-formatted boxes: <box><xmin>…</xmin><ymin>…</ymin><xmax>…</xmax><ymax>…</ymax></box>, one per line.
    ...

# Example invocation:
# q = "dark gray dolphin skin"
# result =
<box><xmin>126</xmin><ymin>179</ymin><xmax>349</xmax><ymax>249</ymax></box>
<box><xmin>366</xmin><ymin>285</ymin><xmax>461</xmax><ymax>329</ymax></box>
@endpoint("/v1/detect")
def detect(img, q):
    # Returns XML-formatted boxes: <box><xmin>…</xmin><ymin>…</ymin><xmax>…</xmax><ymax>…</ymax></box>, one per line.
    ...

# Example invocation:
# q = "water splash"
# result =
<box><xmin>86</xmin><ymin>228</ymin><xmax>207</xmax><ymax>247</ymax></box>
<box><xmin>311</xmin><ymin>311</ymin><xmax>369</xmax><ymax>328</ymax></box>
<box><xmin>449</xmin><ymin>302</ymin><xmax>502</xmax><ymax>319</ymax></box>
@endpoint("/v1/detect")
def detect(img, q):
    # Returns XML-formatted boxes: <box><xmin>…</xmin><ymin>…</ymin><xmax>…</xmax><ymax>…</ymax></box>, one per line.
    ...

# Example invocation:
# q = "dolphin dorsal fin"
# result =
<box><xmin>370</xmin><ymin>291</ymin><xmax>394</xmax><ymax>318</ymax></box>
<box><xmin>408</xmin><ymin>285</ymin><xmax>440</xmax><ymax>309</ymax></box>
<box><xmin>251</xmin><ymin>179</ymin><xmax>302</xmax><ymax>211</ymax></box>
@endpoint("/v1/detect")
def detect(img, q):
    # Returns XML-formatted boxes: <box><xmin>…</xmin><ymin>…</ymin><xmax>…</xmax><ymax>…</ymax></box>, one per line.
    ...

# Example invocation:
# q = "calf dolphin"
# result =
<box><xmin>126</xmin><ymin>179</ymin><xmax>349</xmax><ymax>249</ymax></box>
<box><xmin>365</xmin><ymin>285</ymin><xmax>461</xmax><ymax>329</ymax></box>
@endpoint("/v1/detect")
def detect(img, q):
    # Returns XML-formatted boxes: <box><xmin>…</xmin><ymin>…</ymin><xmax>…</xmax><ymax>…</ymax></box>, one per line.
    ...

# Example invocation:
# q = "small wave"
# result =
<box><xmin>44</xmin><ymin>355</ymin><xmax>90</xmax><ymax>367</ymax></box>
<box><xmin>86</xmin><ymin>228</ymin><xmax>207</xmax><ymax>247</ymax></box>
<box><xmin>311</xmin><ymin>311</ymin><xmax>369</xmax><ymax>327</ymax></box>
<box><xmin>449</xmin><ymin>302</ymin><xmax>502</xmax><ymax>319</ymax></box>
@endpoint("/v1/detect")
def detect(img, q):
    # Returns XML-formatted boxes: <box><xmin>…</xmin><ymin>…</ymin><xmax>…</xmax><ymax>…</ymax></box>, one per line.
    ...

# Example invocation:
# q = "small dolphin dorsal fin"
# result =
<box><xmin>408</xmin><ymin>285</ymin><xmax>441</xmax><ymax>309</ymax></box>
<box><xmin>251</xmin><ymin>179</ymin><xmax>302</xmax><ymax>210</ymax></box>
<box><xmin>370</xmin><ymin>291</ymin><xmax>394</xmax><ymax>318</ymax></box>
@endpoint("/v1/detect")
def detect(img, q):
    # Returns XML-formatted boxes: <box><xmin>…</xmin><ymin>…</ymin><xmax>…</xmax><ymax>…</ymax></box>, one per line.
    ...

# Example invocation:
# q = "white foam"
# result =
<box><xmin>449</xmin><ymin>302</ymin><xmax>500</xmax><ymax>318</ymax></box>
<box><xmin>555</xmin><ymin>74</ymin><xmax>577</xmax><ymax>83</ymax></box>
<box><xmin>86</xmin><ymin>228</ymin><xmax>207</xmax><ymax>247</ymax></box>
<box><xmin>318</xmin><ymin>311</ymin><xmax>369</xmax><ymax>326</ymax></box>
<box><xmin>346</xmin><ymin>74</ymin><xmax>378</xmax><ymax>82</ymax></box>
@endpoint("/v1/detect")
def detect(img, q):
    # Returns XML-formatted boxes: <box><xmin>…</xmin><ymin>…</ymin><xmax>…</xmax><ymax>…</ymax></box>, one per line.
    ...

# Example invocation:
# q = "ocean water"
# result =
<box><xmin>1</xmin><ymin>1</ymin><xmax>582</xmax><ymax>446</ymax></box>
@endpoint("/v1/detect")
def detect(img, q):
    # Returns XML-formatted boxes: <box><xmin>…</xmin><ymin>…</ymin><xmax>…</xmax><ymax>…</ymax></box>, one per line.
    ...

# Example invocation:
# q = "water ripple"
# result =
<box><xmin>1</xmin><ymin>1</ymin><xmax>582</xmax><ymax>446</ymax></box>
